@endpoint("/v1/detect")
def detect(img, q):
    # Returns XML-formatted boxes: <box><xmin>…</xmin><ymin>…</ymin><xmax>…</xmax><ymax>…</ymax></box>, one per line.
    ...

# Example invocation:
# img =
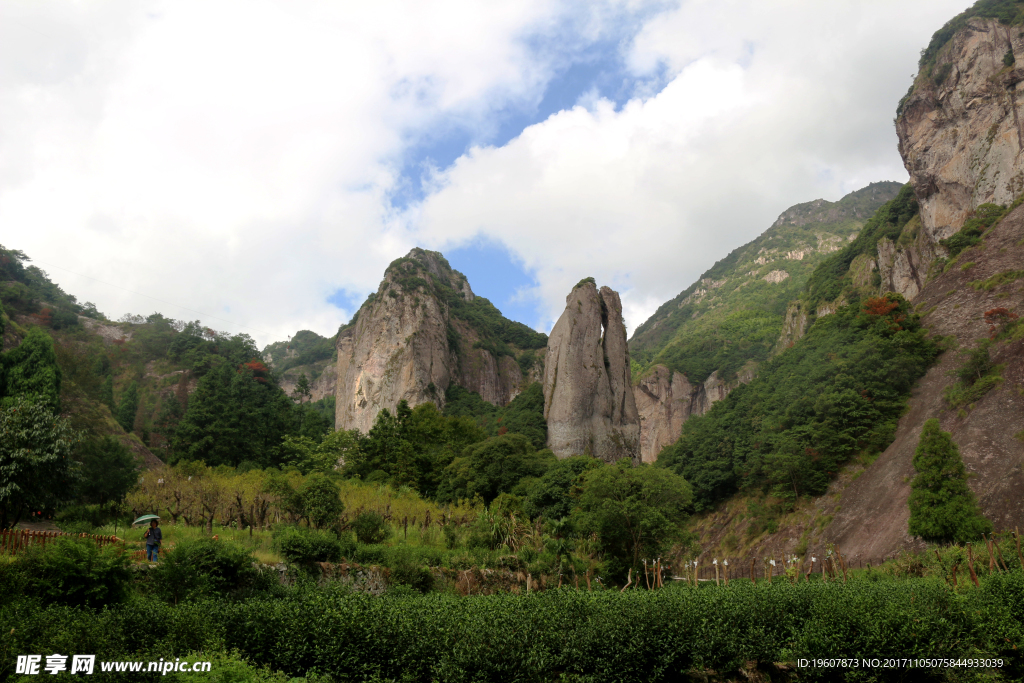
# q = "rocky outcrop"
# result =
<box><xmin>334</xmin><ymin>249</ymin><xmax>537</xmax><ymax>433</ymax></box>
<box><xmin>634</xmin><ymin>366</ymin><xmax>693</xmax><ymax>464</ymax></box>
<box><xmin>278</xmin><ymin>362</ymin><xmax>337</xmax><ymax>403</ymax></box>
<box><xmin>776</xmin><ymin>301</ymin><xmax>809</xmax><ymax>351</ymax></box>
<box><xmin>898</xmin><ymin>17</ymin><xmax>1024</xmax><ymax>246</ymax></box>
<box><xmin>543</xmin><ymin>282</ymin><xmax>639</xmax><ymax>462</ymax></box>
<box><xmin>634</xmin><ymin>364</ymin><xmax>758</xmax><ymax>462</ymax></box>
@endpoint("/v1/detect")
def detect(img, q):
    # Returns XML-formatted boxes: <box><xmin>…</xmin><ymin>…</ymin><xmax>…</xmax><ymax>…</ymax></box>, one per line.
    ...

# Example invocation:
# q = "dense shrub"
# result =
<box><xmin>2</xmin><ymin>575</ymin><xmax>1023</xmax><ymax>681</ymax></box>
<box><xmin>351</xmin><ymin>511</ymin><xmax>392</xmax><ymax>545</ymax></box>
<box><xmin>272</xmin><ymin>526</ymin><xmax>351</xmax><ymax>565</ymax></box>
<box><xmin>15</xmin><ymin>537</ymin><xmax>132</xmax><ymax>608</ymax></box>
<box><xmin>150</xmin><ymin>538</ymin><xmax>264</xmax><ymax>603</ymax></box>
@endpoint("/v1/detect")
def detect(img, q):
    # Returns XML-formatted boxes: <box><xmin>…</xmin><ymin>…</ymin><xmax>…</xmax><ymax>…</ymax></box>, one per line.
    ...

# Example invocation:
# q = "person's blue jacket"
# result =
<box><xmin>144</xmin><ymin>526</ymin><xmax>162</xmax><ymax>547</ymax></box>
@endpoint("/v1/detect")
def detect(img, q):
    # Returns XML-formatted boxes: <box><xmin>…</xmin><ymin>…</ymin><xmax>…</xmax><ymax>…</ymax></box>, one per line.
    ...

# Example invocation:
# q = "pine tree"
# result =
<box><xmin>294</xmin><ymin>372</ymin><xmax>311</xmax><ymax>403</ymax></box>
<box><xmin>116</xmin><ymin>381</ymin><xmax>139</xmax><ymax>433</ymax></box>
<box><xmin>908</xmin><ymin>419</ymin><xmax>992</xmax><ymax>543</ymax></box>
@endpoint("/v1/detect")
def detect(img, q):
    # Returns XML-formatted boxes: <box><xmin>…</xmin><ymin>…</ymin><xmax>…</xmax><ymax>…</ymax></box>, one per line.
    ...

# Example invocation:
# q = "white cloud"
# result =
<box><xmin>1</xmin><ymin>0</ymin><xmax>622</xmax><ymax>343</ymax></box>
<box><xmin>1</xmin><ymin>0</ymin><xmax>972</xmax><ymax>346</ymax></box>
<box><xmin>410</xmin><ymin>0</ymin><xmax>969</xmax><ymax>332</ymax></box>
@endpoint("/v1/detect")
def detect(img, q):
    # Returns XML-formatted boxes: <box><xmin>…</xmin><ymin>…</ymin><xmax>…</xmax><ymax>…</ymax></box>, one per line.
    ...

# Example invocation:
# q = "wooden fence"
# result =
<box><xmin>0</xmin><ymin>529</ymin><xmax>123</xmax><ymax>555</ymax></box>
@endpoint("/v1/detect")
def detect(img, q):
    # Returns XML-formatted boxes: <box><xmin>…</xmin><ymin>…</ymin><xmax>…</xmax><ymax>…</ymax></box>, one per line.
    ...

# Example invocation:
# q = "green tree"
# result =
<box><xmin>1</xmin><ymin>326</ymin><xmax>62</xmax><ymax>409</ymax></box>
<box><xmin>294</xmin><ymin>472</ymin><xmax>344</xmax><ymax>529</ymax></box>
<box><xmin>437</xmin><ymin>433</ymin><xmax>555</xmax><ymax>505</ymax></box>
<box><xmin>0</xmin><ymin>396</ymin><xmax>80</xmax><ymax>529</ymax></box>
<box><xmin>352</xmin><ymin>510</ymin><xmax>392</xmax><ymax>544</ymax></box>
<box><xmin>908</xmin><ymin>419</ymin><xmax>992</xmax><ymax>544</ymax></box>
<box><xmin>523</xmin><ymin>455</ymin><xmax>601</xmax><ymax>520</ymax></box>
<box><xmin>172</xmin><ymin>361</ymin><xmax>294</xmax><ymax>467</ymax></box>
<box><xmin>75</xmin><ymin>436</ymin><xmax>140</xmax><ymax>506</ymax></box>
<box><xmin>574</xmin><ymin>461</ymin><xmax>693</xmax><ymax>580</ymax></box>
<box><xmin>294</xmin><ymin>372</ymin><xmax>311</xmax><ymax>403</ymax></box>
<box><xmin>116</xmin><ymin>381</ymin><xmax>139</xmax><ymax>433</ymax></box>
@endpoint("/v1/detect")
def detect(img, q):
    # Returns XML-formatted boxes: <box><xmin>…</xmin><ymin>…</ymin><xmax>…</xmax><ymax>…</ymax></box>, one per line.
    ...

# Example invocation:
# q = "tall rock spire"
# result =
<box><xmin>543</xmin><ymin>279</ymin><xmax>640</xmax><ymax>462</ymax></box>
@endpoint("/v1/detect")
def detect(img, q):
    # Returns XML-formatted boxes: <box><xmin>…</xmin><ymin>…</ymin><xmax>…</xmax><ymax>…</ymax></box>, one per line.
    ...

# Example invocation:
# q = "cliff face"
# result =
<box><xmin>544</xmin><ymin>281</ymin><xmax>640</xmax><ymax>462</ymax></box>
<box><xmin>894</xmin><ymin>17</ymin><xmax>1024</xmax><ymax>299</ymax></box>
<box><xmin>634</xmin><ymin>364</ymin><xmax>757</xmax><ymax>462</ymax></box>
<box><xmin>824</xmin><ymin>201</ymin><xmax>1024</xmax><ymax>561</ymax></box>
<box><xmin>334</xmin><ymin>249</ymin><xmax>540</xmax><ymax>433</ymax></box>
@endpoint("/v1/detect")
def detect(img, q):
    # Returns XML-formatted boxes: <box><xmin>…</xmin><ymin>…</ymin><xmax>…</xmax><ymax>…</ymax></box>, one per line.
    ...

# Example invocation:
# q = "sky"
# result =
<box><xmin>1</xmin><ymin>0</ymin><xmax>970</xmax><ymax>346</ymax></box>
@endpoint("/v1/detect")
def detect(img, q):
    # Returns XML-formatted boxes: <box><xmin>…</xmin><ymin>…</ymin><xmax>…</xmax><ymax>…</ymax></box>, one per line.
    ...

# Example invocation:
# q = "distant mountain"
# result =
<box><xmin>628</xmin><ymin>181</ymin><xmax>903</xmax><ymax>461</ymax></box>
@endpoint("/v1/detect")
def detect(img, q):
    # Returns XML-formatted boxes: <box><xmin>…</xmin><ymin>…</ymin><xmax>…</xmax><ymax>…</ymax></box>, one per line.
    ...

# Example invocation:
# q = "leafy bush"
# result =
<box><xmin>436</xmin><ymin>433</ymin><xmax>555</xmax><ymax>505</ymax></box>
<box><xmin>150</xmin><ymin>538</ymin><xmax>263</xmax><ymax>602</ymax></box>
<box><xmin>272</xmin><ymin>526</ymin><xmax>350</xmax><ymax>565</ymax></box>
<box><xmin>16</xmin><ymin>536</ymin><xmax>132</xmax><ymax>608</ymax></box>
<box><xmin>293</xmin><ymin>472</ymin><xmax>344</xmax><ymax>529</ymax></box>
<box><xmin>351</xmin><ymin>511</ymin><xmax>392</xmax><ymax>545</ymax></box>
<box><xmin>3</xmin><ymin>574</ymin><xmax>1024</xmax><ymax>681</ymax></box>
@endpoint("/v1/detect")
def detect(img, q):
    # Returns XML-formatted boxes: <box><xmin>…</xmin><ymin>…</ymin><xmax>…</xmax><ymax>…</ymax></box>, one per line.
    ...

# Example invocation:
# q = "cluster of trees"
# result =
<box><xmin>658</xmin><ymin>293</ymin><xmax>938</xmax><ymax>510</ymax></box>
<box><xmin>0</xmin><ymin>307</ymin><xmax>138</xmax><ymax>528</ymax></box>
<box><xmin>0</xmin><ymin>244</ymin><xmax>100</xmax><ymax>326</ymax></box>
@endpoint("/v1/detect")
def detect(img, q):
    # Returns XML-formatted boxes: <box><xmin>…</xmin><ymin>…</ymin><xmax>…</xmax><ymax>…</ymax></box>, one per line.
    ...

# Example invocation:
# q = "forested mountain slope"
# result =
<box><xmin>628</xmin><ymin>181</ymin><xmax>902</xmax><ymax>461</ymax></box>
<box><xmin>661</xmin><ymin>0</ymin><xmax>1024</xmax><ymax>564</ymax></box>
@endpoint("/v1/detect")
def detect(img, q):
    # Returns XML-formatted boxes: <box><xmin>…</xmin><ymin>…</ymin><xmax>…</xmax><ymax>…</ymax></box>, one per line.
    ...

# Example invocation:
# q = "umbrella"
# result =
<box><xmin>132</xmin><ymin>514</ymin><xmax>160</xmax><ymax>525</ymax></box>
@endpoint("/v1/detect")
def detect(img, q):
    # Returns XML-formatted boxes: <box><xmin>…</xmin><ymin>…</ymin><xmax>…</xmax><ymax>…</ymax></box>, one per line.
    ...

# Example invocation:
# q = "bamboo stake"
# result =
<box><xmin>993</xmin><ymin>536</ymin><xmax>1009</xmax><ymax>573</ymax></box>
<box><xmin>967</xmin><ymin>544</ymin><xmax>980</xmax><ymax>587</ymax></box>
<box><xmin>714</xmin><ymin>560</ymin><xmax>720</xmax><ymax>586</ymax></box>
<box><xmin>985</xmin><ymin>535</ymin><xmax>997</xmax><ymax>573</ymax></box>
<box><xmin>951</xmin><ymin>564</ymin><xmax>959</xmax><ymax>588</ymax></box>
<box><xmin>621</xmin><ymin>569</ymin><xmax>633</xmax><ymax>592</ymax></box>
<box><xmin>1015</xmin><ymin>528</ymin><xmax>1023</xmax><ymax>570</ymax></box>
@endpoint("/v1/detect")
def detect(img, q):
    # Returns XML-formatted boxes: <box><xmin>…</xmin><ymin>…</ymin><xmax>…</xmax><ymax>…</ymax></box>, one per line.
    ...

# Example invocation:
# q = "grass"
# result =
<box><xmin>970</xmin><ymin>269</ymin><xmax>1024</xmax><ymax>291</ymax></box>
<box><xmin>97</xmin><ymin>523</ymin><xmax>283</xmax><ymax>564</ymax></box>
<box><xmin>943</xmin><ymin>367</ymin><xmax>1006</xmax><ymax>409</ymax></box>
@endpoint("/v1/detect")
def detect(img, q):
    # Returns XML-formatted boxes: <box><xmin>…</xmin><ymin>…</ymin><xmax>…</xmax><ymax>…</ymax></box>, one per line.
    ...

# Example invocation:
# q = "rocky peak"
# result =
<box><xmin>543</xmin><ymin>280</ymin><xmax>640</xmax><ymax>462</ymax></box>
<box><xmin>897</xmin><ymin>17</ymin><xmax>1024</xmax><ymax>244</ymax></box>
<box><xmin>383</xmin><ymin>248</ymin><xmax>474</xmax><ymax>300</ymax></box>
<box><xmin>335</xmin><ymin>248</ymin><xmax>538</xmax><ymax>433</ymax></box>
<box><xmin>771</xmin><ymin>182</ymin><xmax>904</xmax><ymax>228</ymax></box>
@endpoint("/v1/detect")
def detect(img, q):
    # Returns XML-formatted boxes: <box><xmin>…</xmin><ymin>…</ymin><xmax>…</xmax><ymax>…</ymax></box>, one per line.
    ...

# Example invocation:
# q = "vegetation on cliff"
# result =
<box><xmin>658</xmin><ymin>293</ymin><xmax>938</xmax><ymax>511</ymax></box>
<box><xmin>261</xmin><ymin>329</ymin><xmax>335</xmax><ymax>377</ymax></box>
<box><xmin>804</xmin><ymin>184</ymin><xmax>919</xmax><ymax>311</ymax></box>
<box><xmin>386</xmin><ymin>249</ymin><xmax>547</xmax><ymax>354</ymax></box>
<box><xmin>630</xmin><ymin>182</ymin><xmax>902</xmax><ymax>384</ymax></box>
<box><xmin>908</xmin><ymin>419</ymin><xmax>993</xmax><ymax>543</ymax></box>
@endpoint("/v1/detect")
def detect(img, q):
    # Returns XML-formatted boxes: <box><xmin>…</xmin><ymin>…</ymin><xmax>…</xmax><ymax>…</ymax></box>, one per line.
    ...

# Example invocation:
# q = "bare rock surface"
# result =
<box><xmin>334</xmin><ymin>249</ymin><xmax>532</xmax><ymax>433</ymax></box>
<box><xmin>899</xmin><ymin>17</ymin><xmax>1024</xmax><ymax>242</ymax></box>
<box><xmin>634</xmin><ymin>364</ymin><xmax>757</xmax><ymax>463</ymax></box>
<box><xmin>543</xmin><ymin>282</ymin><xmax>639</xmax><ymax>462</ymax></box>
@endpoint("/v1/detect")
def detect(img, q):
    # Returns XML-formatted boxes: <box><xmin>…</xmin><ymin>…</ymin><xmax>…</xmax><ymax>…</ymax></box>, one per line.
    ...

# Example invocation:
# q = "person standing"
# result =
<box><xmin>143</xmin><ymin>519</ymin><xmax>162</xmax><ymax>562</ymax></box>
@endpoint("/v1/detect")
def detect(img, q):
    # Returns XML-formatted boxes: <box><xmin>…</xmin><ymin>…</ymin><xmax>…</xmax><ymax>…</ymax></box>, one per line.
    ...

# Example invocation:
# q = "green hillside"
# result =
<box><xmin>629</xmin><ymin>181</ymin><xmax>903</xmax><ymax>384</ymax></box>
